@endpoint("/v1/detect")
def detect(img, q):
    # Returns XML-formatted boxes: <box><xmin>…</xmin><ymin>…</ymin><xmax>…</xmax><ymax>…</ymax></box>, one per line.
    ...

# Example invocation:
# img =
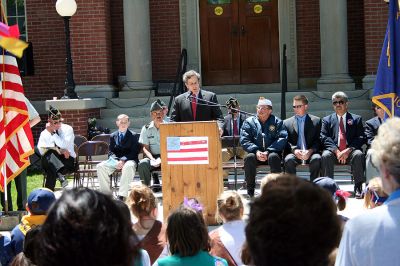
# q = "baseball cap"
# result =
<box><xmin>28</xmin><ymin>188</ymin><xmax>56</xmax><ymax>215</ymax></box>
<box><xmin>257</xmin><ymin>97</ymin><xmax>272</xmax><ymax>107</ymax></box>
<box><xmin>313</xmin><ymin>177</ymin><xmax>339</xmax><ymax>196</ymax></box>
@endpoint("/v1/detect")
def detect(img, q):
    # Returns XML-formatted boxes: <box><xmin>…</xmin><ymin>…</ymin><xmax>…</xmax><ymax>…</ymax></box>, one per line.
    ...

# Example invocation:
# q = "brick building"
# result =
<box><xmin>3</xmin><ymin>0</ymin><xmax>389</xmax><ymax>137</ymax></box>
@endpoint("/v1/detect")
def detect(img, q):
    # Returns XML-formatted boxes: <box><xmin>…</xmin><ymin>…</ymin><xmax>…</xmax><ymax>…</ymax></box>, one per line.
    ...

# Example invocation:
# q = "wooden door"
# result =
<box><xmin>200</xmin><ymin>0</ymin><xmax>280</xmax><ymax>85</ymax></box>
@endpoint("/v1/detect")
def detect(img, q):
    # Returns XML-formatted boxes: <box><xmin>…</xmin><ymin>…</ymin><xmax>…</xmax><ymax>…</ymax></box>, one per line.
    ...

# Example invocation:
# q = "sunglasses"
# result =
<box><xmin>371</xmin><ymin>190</ymin><xmax>387</xmax><ymax>205</ymax></box>
<box><xmin>52</xmin><ymin>121</ymin><xmax>61</xmax><ymax>125</ymax></box>
<box><xmin>292</xmin><ymin>105</ymin><xmax>304</xmax><ymax>109</ymax></box>
<box><xmin>332</xmin><ymin>100</ymin><xmax>345</xmax><ymax>106</ymax></box>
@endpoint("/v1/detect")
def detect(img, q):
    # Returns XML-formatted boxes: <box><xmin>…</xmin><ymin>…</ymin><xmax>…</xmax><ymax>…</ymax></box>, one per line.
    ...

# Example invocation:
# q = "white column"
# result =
<box><xmin>317</xmin><ymin>0</ymin><xmax>354</xmax><ymax>91</ymax></box>
<box><xmin>123</xmin><ymin>0</ymin><xmax>152</xmax><ymax>89</ymax></box>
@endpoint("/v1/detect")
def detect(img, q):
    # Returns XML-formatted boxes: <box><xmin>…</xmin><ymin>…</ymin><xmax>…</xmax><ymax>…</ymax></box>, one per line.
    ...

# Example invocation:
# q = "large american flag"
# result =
<box><xmin>0</xmin><ymin>49</ymin><xmax>34</xmax><ymax>191</ymax></box>
<box><xmin>167</xmin><ymin>136</ymin><xmax>209</xmax><ymax>164</ymax></box>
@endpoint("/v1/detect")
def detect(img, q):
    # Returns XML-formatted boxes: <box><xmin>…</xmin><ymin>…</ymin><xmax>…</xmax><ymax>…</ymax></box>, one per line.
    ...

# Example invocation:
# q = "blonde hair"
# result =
<box><xmin>371</xmin><ymin>117</ymin><xmax>400</xmax><ymax>184</ymax></box>
<box><xmin>127</xmin><ymin>184</ymin><xmax>157</xmax><ymax>218</ymax></box>
<box><xmin>364</xmin><ymin>177</ymin><xmax>388</xmax><ymax>209</ymax></box>
<box><xmin>216</xmin><ymin>191</ymin><xmax>243</xmax><ymax>222</ymax></box>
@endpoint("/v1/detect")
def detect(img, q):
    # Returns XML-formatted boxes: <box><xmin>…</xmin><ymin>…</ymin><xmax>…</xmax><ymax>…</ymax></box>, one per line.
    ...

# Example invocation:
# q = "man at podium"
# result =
<box><xmin>170</xmin><ymin>70</ymin><xmax>224</xmax><ymax>134</ymax></box>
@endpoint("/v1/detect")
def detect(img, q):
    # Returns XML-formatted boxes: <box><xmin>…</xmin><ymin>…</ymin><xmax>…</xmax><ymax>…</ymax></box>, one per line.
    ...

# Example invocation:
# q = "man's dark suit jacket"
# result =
<box><xmin>109</xmin><ymin>129</ymin><xmax>140</xmax><ymax>163</ymax></box>
<box><xmin>365</xmin><ymin>116</ymin><xmax>382</xmax><ymax>147</ymax></box>
<box><xmin>170</xmin><ymin>89</ymin><xmax>224</xmax><ymax>127</ymax></box>
<box><xmin>283</xmin><ymin>114</ymin><xmax>322</xmax><ymax>154</ymax></box>
<box><xmin>222</xmin><ymin>113</ymin><xmax>247</xmax><ymax>136</ymax></box>
<box><xmin>320</xmin><ymin>112</ymin><xmax>365</xmax><ymax>152</ymax></box>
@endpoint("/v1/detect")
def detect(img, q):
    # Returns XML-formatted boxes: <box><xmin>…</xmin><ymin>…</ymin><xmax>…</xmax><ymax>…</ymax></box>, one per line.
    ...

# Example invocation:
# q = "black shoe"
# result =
<box><xmin>151</xmin><ymin>185</ymin><xmax>162</xmax><ymax>193</ymax></box>
<box><xmin>58</xmin><ymin>174</ymin><xmax>69</xmax><ymax>188</ymax></box>
<box><xmin>247</xmin><ymin>189</ymin><xmax>255</xmax><ymax>198</ymax></box>
<box><xmin>354</xmin><ymin>182</ymin><xmax>363</xmax><ymax>199</ymax></box>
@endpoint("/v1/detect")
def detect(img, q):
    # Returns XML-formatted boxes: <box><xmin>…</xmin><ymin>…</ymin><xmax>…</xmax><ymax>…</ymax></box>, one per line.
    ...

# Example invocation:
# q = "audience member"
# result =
<box><xmin>37</xmin><ymin>106</ymin><xmax>75</xmax><ymax>190</ymax></box>
<box><xmin>138</xmin><ymin>100</ymin><xmax>165</xmax><ymax>190</ymax></box>
<box><xmin>320</xmin><ymin>91</ymin><xmax>365</xmax><ymax>198</ymax></box>
<box><xmin>9</xmin><ymin>253</ymin><xmax>32</xmax><ymax>266</ymax></box>
<box><xmin>365</xmin><ymin>104</ymin><xmax>385</xmax><ymax>182</ymax></box>
<box><xmin>128</xmin><ymin>184</ymin><xmax>166</xmax><ymax>264</ymax></box>
<box><xmin>96</xmin><ymin>114</ymin><xmax>140</xmax><ymax>201</ymax></box>
<box><xmin>155</xmin><ymin>205</ymin><xmax>227</xmax><ymax>266</ymax></box>
<box><xmin>246</xmin><ymin>175</ymin><xmax>341</xmax><ymax>266</ymax></box>
<box><xmin>259</xmin><ymin>173</ymin><xmax>281</xmax><ymax>192</ymax></box>
<box><xmin>335</xmin><ymin>117</ymin><xmax>400</xmax><ymax>266</ymax></box>
<box><xmin>240</xmin><ymin>97</ymin><xmax>288</xmax><ymax>197</ymax></box>
<box><xmin>284</xmin><ymin>95</ymin><xmax>322</xmax><ymax>181</ymax></box>
<box><xmin>10</xmin><ymin>188</ymin><xmax>56</xmax><ymax>256</ymax></box>
<box><xmin>170</xmin><ymin>70</ymin><xmax>224</xmax><ymax>133</ymax></box>
<box><xmin>0</xmin><ymin>213</ymin><xmax>12</xmax><ymax>266</ymax></box>
<box><xmin>363</xmin><ymin>177</ymin><xmax>388</xmax><ymax>209</ymax></box>
<box><xmin>210</xmin><ymin>191</ymin><xmax>246</xmax><ymax>266</ymax></box>
<box><xmin>36</xmin><ymin>188</ymin><xmax>141</xmax><ymax>266</ymax></box>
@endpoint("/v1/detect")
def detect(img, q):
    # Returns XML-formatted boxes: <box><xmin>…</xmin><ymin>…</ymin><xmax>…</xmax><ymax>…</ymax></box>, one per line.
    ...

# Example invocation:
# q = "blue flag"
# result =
<box><xmin>372</xmin><ymin>0</ymin><xmax>400</xmax><ymax>118</ymax></box>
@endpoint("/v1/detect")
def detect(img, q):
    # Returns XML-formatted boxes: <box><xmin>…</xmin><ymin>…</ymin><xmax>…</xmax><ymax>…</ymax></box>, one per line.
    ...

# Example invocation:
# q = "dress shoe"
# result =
<box><xmin>354</xmin><ymin>182</ymin><xmax>363</xmax><ymax>199</ymax></box>
<box><xmin>118</xmin><ymin>196</ymin><xmax>126</xmax><ymax>201</ymax></box>
<box><xmin>58</xmin><ymin>175</ymin><xmax>69</xmax><ymax>188</ymax></box>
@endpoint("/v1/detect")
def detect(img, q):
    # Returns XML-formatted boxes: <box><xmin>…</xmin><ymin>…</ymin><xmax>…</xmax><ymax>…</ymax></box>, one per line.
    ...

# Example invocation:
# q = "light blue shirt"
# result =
<box><xmin>296</xmin><ymin>115</ymin><xmax>306</xmax><ymax>150</ymax></box>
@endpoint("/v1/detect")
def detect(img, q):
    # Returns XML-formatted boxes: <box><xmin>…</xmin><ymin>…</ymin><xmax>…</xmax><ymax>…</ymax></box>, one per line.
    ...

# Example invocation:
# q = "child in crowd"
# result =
<box><xmin>127</xmin><ymin>184</ymin><xmax>166</xmax><ymax>264</ymax></box>
<box><xmin>313</xmin><ymin>177</ymin><xmax>350</xmax><ymax>213</ymax></box>
<box><xmin>260</xmin><ymin>173</ymin><xmax>281</xmax><ymax>192</ymax></box>
<box><xmin>10</xmin><ymin>188</ymin><xmax>56</xmax><ymax>257</ymax></box>
<box><xmin>155</xmin><ymin>204</ymin><xmax>228</xmax><ymax>266</ymax></box>
<box><xmin>210</xmin><ymin>191</ymin><xmax>246</xmax><ymax>266</ymax></box>
<box><xmin>0</xmin><ymin>213</ymin><xmax>13</xmax><ymax>266</ymax></box>
<box><xmin>364</xmin><ymin>177</ymin><xmax>388</xmax><ymax>209</ymax></box>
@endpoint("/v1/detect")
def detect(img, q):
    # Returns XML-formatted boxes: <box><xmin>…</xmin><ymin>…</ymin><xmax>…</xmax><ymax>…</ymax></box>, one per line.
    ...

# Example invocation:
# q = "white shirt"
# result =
<box><xmin>218</xmin><ymin>219</ymin><xmax>246</xmax><ymax>266</ymax></box>
<box><xmin>37</xmin><ymin>123</ymin><xmax>76</xmax><ymax>158</ymax></box>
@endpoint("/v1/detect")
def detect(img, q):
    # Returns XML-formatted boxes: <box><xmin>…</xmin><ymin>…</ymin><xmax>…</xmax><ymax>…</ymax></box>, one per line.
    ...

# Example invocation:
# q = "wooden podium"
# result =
<box><xmin>160</xmin><ymin>121</ymin><xmax>223</xmax><ymax>225</ymax></box>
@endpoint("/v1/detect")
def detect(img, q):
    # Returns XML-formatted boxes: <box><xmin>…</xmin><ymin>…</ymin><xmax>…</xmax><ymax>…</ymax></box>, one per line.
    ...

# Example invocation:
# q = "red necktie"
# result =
<box><xmin>339</xmin><ymin>116</ymin><xmax>347</xmax><ymax>151</ymax></box>
<box><xmin>233</xmin><ymin>119</ymin><xmax>238</xmax><ymax>136</ymax></box>
<box><xmin>191</xmin><ymin>97</ymin><xmax>197</xmax><ymax>120</ymax></box>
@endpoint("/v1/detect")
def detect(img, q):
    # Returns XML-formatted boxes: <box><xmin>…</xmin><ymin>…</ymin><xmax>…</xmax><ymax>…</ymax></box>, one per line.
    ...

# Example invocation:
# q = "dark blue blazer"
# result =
<box><xmin>170</xmin><ymin>89</ymin><xmax>224</xmax><ymax>128</ymax></box>
<box><xmin>365</xmin><ymin>116</ymin><xmax>382</xmax><ymax>147</ymax></box>
<box><xmin>320</xmin><ymin>112</ymin><xmax>365</xmax><ymax>152</ymax></box>
<box><xmin>283</xmin><ymin>114</ymin><xmax>322</xmax><ymax>154</ymax></box>
<box><xmin>222</xmin><ymin>113</ymin><xmax>247</xmax><ymax>137</ymax></box>
<box><xmin>109</xmin><ymin>129</ymin><xmax>140</xmax><ymax>163</ymax></box>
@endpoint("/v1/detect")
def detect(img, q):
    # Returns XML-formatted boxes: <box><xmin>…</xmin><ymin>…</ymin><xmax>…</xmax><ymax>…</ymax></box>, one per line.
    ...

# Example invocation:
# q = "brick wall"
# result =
<box><xmin>23</xmin><ymin>0</ymin><xmax>113</xmax><ymax>101</ymax></box>
<box><xmin>149</xmin><ymin>0</ymin><xmax>181</xmax><ymax>81</ymax></box>
<box><xmin>296</xmin><ymin>0</ymin><xmax>321</xmax><ymax>78</ymax></box>
<box><xmin>364</xmin><ymin>1</ymin><xmax>388</xmax><ymax>75</ymax></box>
<box><xmin>31</xmin><ymin>109</ymin><xmax>101</xmax><ymax>144</ymax></box>
<box><xmin>110</xmin><ymin>0</ymin><xmax>125</xmax><ymax>84</ymax></box>
<box><xmin>347</xmin><ymin>0</ymin><xmax>365</xmax><ymax>77</ymax></box>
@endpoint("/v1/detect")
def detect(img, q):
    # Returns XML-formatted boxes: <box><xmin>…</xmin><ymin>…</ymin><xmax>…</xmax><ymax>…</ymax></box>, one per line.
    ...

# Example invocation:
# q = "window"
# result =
<box><xmin>2</xmin><ymin>0</ymin><xmax>27</xmax><ymax>40</ymax></box>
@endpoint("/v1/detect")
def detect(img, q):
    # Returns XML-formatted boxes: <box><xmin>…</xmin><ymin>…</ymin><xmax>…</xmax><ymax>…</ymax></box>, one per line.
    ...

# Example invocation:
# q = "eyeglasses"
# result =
<box><xmin>371</xmin><ymin>190</ymin><xmax>387</xmax><ymax>205</ymax></box>
<box><xmin>332</xmin><ymin>100</ymin><xmax>345</xmax><ymax>106</ymax></box>
<box><xmin>292</xmin><ymin>105</ymin><xmax>304</xmax><ymax>109</ymax></box>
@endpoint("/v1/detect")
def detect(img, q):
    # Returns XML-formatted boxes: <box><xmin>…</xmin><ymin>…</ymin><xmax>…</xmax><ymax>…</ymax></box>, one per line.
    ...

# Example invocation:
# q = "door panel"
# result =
<box><xmin>200</xmin><ymin>0</ymin><xmax>279</xmax><ymax>85</ymax></box>
<box><xmin>200</xmin><ymin>1</ymin><xmax>240</xmax><ymax>84</ymax></box>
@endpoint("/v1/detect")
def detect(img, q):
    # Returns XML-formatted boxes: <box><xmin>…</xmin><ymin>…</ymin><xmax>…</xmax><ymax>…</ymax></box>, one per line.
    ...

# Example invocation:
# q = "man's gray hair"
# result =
<box><xmin>332</xmin><ymin>91</ymin><xmax>348</xmax><ymax>102</ymax></box>
<box><xmin>183</xmin><ymin>70</ymin><xmax>201</xmax><ymax>83</ymax></box>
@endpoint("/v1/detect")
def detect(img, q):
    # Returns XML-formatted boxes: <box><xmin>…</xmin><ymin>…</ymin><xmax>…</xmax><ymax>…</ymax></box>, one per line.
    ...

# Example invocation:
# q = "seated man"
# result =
<box><xmin>96</xmin><ymin>114</ymin><xmax>140</xmax><ymax>201</ymax></box>
<box><xmin>37</xmin><ymin>106</ymin><xmax>75</xmax><ymax>191</ymax></box>
<box><xmin>365</xmin><ymin>104</ymin><xmax>384</xmax><ymax>182</ymax></box>
<box><xmin>240</xmin><ymin>97</ymin><xmax>287</xmax><ymax>197</ymax></box>
<box><xmin>320</xmin><ymin>91</ymin><xmax>365</xmax><ymax>197</ymax></box>
<box><xmin>222</xmin><ymin>97</ymin><xmax>247</xmax><ymax>162</ymax></box>
<box><xmin>283</xmin><ymin>95</ymin><xmax>322</xmax><ymax>181</ymax></box>
<box><xmin>138</xmin><ymin>100</ymin><xmax>165</xmax><ymax>190</ymax></box>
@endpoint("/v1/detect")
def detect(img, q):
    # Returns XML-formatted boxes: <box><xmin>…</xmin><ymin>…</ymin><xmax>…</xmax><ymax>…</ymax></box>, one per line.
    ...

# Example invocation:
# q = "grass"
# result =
<box><xmin>9</xmin><ymin>170</ymin><xmax>44</xmax><ymax>210</ymax></box>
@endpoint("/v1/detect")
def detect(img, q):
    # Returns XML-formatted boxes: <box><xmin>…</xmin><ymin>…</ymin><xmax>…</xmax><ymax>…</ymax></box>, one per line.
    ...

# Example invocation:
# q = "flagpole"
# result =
<box><xmin>0</xmin><ymin>1</ymin><xmax>8</xmax><ymax>214</ymax></box>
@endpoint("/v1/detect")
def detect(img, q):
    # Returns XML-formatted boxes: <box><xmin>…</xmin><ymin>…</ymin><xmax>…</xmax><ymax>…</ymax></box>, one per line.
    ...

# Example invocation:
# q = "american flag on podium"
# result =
<box><xmin>167</xmin><ymin>136</ymin><xmax>209</xmax><ymax>164</ymax></box>
<box><xmin>0</xmin><ymin>48</ymin><xmax>34</xmax><ymax>192</ymax></box>
<box><xmin>372</xmin><ymin>0</ymin><xmax>400</xmax><ymax>118</ymax></box>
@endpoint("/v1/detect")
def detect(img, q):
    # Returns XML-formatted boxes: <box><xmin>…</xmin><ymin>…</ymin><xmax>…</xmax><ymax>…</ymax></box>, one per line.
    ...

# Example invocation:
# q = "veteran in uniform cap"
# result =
<box><xmin>137</xmin><ymin>100</ymin><xmax>166</xmax><ymax>190</ymax></box>
<box><xmin>240</xmin><ymin>97</ymin><xmax>288</xmax><ymax>197</ymax></box>
<box><xmin>37</xmin><ymin>106</ymin><xmax>76</xmax><ymax>190</ymax></box>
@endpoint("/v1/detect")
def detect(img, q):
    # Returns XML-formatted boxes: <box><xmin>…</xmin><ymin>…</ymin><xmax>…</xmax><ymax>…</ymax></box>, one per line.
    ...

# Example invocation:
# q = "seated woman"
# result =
<box><xmin>364</xmin><ymin>177</ymin><xmax>388</xmax><ymax>209</ymax></box>
<box><xmin>128</xmin><ymin>184</ymin><xmax>166</xmax><ymax>264</ymax></box>
<box><xmin>209</xmin><ymin>191</ymin><xmax>245</xmax><ymax>266</ymax></box>
<box><xmin>156</xmin><ymin>205</ymin><xmax>228</xmax><ymax>266</ymax></box>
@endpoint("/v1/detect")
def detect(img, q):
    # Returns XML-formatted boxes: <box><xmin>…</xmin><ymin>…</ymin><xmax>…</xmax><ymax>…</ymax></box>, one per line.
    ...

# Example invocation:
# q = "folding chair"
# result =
<box><xmin>92</xmin><ymin>134</ymin><xmax>111</xmax><ymax>145</ymax></box>
<box><xmin>74</xmin><ymin>135</ymin><xmax>88</xmax><ymax>148</ymax></box>
<box><xmin>74</xmin><ymin>141</ymin><xmax>109</xmax><ymax>188</ymax></box>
